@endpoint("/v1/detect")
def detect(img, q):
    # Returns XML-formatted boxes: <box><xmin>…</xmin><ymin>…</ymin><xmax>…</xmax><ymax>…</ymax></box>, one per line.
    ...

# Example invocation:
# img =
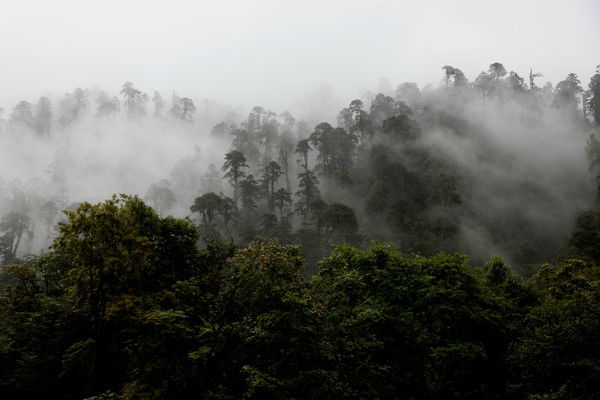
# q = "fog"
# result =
<box><xmin>1</xmin><ymin>0</ymin><xmax>599</xmax><ymax>110</ymax></box>
<box><xmin>1</xmin><ymin>0</ymin><xmax>599</xmax><ymax>268</ymax></box>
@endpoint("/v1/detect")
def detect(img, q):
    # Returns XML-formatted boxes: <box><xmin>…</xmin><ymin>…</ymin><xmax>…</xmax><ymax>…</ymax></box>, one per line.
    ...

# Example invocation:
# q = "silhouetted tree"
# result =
<box><xmin>222</xmin><ymin>151</ymin><xmax>248</xmax><ymax>207</ymax></box>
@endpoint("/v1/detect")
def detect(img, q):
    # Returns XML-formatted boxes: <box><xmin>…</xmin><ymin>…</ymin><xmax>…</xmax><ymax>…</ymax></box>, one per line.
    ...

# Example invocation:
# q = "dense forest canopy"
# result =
<box><xmin>2</xmin><ymin>63</ymin><xmax>600</xmax><ymax>399</ymax></box>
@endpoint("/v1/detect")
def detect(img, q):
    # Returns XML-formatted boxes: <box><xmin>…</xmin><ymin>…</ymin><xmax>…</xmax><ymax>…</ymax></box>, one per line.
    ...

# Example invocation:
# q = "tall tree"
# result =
<box><xmin>179</xmin><ymin>97</ymin><xmax>196</xmax><ymax>121</ymax></box>
<box><xmin>0</xmin><ymin>212</ymin><xmax>32</xmax><ymax>264</ymax></box>
<box><xmin>222</xmin><ymin>151</ymin><xmax>248</xmax><ymax>207</ymax></box>
<box><xmin>274</xmin><ymin>188</ymin><xmax>293</xmax><ymax>221</ymax></box>
<box><xmin>239</xmin><ymin>175</ymin><xmax>261</xmax><ymax>211</ymax></box>
<box><xmin>507</xmin><ymin>71</ymin><xmax>526</xmax><ymax>92</ymax></box>
<box><xmin>369</xmin><ymin>93</ymin><xmax>397</xmax><ymax>129</ymax></box>
<box><xmin>442</xmin><ymin>65</ymin><xmax>467</xmax><ymax>88</ymax></box>
<box><xmin>191</xmin><ymin>192</ymin><xmax>222</xmax><ymax>227</ymax></box>
<box><xmin>152</xmin><ymin>91</ymin><xmax>165</xmax><ymax>117</ymax></box>
<box><xmin>553</xmin><ymin>73</ymin><xmax>583</xmax><ymax>120</ymax></box>
<box><xmin>231</xmin><ymin>128</ymin><xmax>261</xmax><ymax>164</ymax></box>
<box><xmin>170</xmin><ymin>93</ymin><xmax>182</xmax><ymax>118</ymax></box>
<box><xmin>337</xmin><ymin>100</ymin><xmax>371</xmax><ymax>144</ymax></box>
<box><xmin>262</xmin><ymin>161</ymin><xmax>283</xmax><ymax>211</ymax></box>
<box><xmin>33</xmin><ymin>96</ymin><xmax>52</xmax><ymax>136</ymax></box>
<box><xmin>144</xmin><ymin>180</ymin><xmax>176</xmax><ymax>216</ymax></box>
<box><xmin>295</xmin><ymin>139</ymin><xmax>312</xmax><ymax>172</ymax></box>
<box><xmin>278</xmin><ymin>132</ymin><xmax>294</xmax><ymax>192</ymax></box>
<box><xmin>295</xmin><ymin>170</ymin><xmax>320</xmax><ymax>225</ymax></box>
<box><xmin>280</xmin><ymin>110</ymin><xmax>296</xmax><ymax>129</ymax></box>
<box><xmin>120</xmin><ymin>81</ymin><xmax>145</xmax><ymax>118</ymax></box>
<box><xmin>200</xmin><ymin>164</ymin><xmax>223</xmax><ymax>194</ymax></box>
<box><xmin>488</xmin><ymin>62</ymin><xmax>507</xmax><ymax>82</ymax></box>
<box><xmin>211</xmin><ymin>121</ymin><xmax>233</xmax><ymax>141</ymax></box>
<box><xmin>310</xmin><ymin>123</ymin><xmax>356</xmax><ymax>182</ymax></box>
<box><xmin>474</xmin><ymin>71</ymin><xmax>493</xmax><ymax>106</ymax></box>
<box><xmin>586</xmin><ymin>65</ymin><xmax>600</xmax><ymax>125</ymax></box>
<box><xmin>529</xmin><ymin>69</ymin><xmax>543</xmax><ymax>92</ymax></box>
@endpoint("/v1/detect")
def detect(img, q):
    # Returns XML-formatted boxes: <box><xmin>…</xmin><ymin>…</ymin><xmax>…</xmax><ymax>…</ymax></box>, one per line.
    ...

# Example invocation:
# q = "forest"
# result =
<box><xmin>1</xmin><ymin>62</ymin><xmax>600</xmax><ymax>399</ymax></box>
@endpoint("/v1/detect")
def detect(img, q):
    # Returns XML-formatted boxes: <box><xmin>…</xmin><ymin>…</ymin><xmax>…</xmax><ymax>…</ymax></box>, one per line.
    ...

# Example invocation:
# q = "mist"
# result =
<box><xmin>2</xmin><ymin>0</ymin><xmax>599</xmax><ymax>109</ymax></box>
<box><xmin>0</xmin><ymin>60</ymin><xmax>598</xmax><ymax>270</ymax></box>
<box><xmin>1</xmin><ymin>0</ymin><xmax>600</xmax><ymax>270</ymax></box>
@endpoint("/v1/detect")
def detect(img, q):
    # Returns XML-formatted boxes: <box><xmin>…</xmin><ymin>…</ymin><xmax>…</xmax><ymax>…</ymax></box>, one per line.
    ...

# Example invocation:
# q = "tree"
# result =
<box><xmin>442</xmin><ymin>65</ymin><xmax>467</xmax><ymax>88</ymax></box>
<box><xmin>381</xmin><ymin>113</ymin><xmax>418</xmax><ymax>142</ymax></box>
<box><xmin>280</xmin><ymin>110</ymin><xmax>296</xmax><ymax>129</ymax></box>
<box><xmin>260</xmin><ymin>213</ymin><xmax>277</xmax><ymax>238</ymax></box>
<box><xmin>39</xmin><ymin>200</ymin><xmax>60</xmax><ymax>244</ymax></box>
<box><xmin>311</xmin><ymin>244</ymin><xmax>505</xmax><ymax>399</ymax></box>
<box><xmin>295</xmin><ymin>169</ymin><xmax>320</xmax><ymax>224</ymax></box>
<box><xmin>442</xmin><ymin>65</ymin><xmax>456</xmax><ymax>87</ymax></box>
<box><xmin>218</xmin><ymin>196</ymin><xmax>235</xmax><ymax>232</ymax></box>
<box><xmin>179</xmin><ymin>97</ymin><xmax>196</xmax><ymax>121</ymax></box>
<box><xmin>152</xmin><ymin>91</ymin><xmax>165</xmax><ymax>117</ymax></box>
<box><xmin>261</xmin><ymin>120</ymin><xmax>279</xmax><ymax>159</ymax></box>
<box><xmin>262</xmin><ymin>161</ymin><xmax>282</xmax><ymax>211</ymax></box>
<box><xmin>0</xmin><ymin>212</ymin><xmax>33</xmax><ymax>264</ymax></box>
<box><xmin>170</xmin><ymin>93</ymin><xmax>182</xmax><ymax>118</ymax></box>
<box><xmin>120</xmin><ymin>81</ymin><xmax>145</xmax><ymax>118</ymax></box>
<box><xmin>10</xmin><ymin>101</ymin><xmax>34</xmax><ymax>130</ymax></box>
<box><xmin>48</xmin><ymin>195</ymin><xmax>201</xmax><ymax>395</ymax></box>
<box><xmin>222</xmin><ymin>150</ymin><xmax>248</xmax><ymax>207</ymax></box>
<box><xmin>274</xmin><ymin>188</ymin><xmax>292</xmax><ymax>221</ymax></box>
<box><xmin>369</xmin><ymin>93</ymin><xmax>397</xmax><ymax>129</ymax></box>
<box><xmin>278</xmin><ymin>132</ymin><xmax>294</xmax><ymax>191</ymax></box>
<box><xmin>507</xmin><ymin>71</ymin><xmax>526</xmax><ymax>92</ymax></box>
<box><xmin>239</xmin><ymin>175</ymin><xmax>261</xmax><ymax>211</ymax></box>
<box><xmin>295</xmin><ymin>139</ymin><xmax>312</xmax><ymax>171</ymax></box>
<box><xmin>33</xmin><ymin>96</ymin><xmax>52</xmax><ymax>136</ymax></box>
<box><xmin>512</xmin><ymin>258</ymin><xmax>600</xmax><ymax>399</ymax></box>
<box><xmin>586</xmin><ymin>65</ymin><xmax>600</xmax><ymax>125</ymax></box>
<box><xmin>488</xmin><ymin>62</ymin><xmax>507</xmax><ymax>82</ymax></box>
<box><xmin>200</xmin><ymin>163</ymin><xmax>223</xmax><ymax>194</ymax></box>
<box><xmin>203</xmin><ymin>240</ymin><xmax>312</xmax><ymax>399</ymax></box>
<box><xmin>474</xmin><ymin>71</ymin><xmax>493</xmax><ymax>105</ymax></box>
<box><xmin>529</xmin><ymin>69</ymin><xmax>543</xmax><ymax>92</ymax></box>
<box><xmin>553</xmin><ymin>73</ymin><xmax>583</xmax><ymax>119</ymax></box>
<box><xmin>396</xmin><ymin>82</ymin><xmax>421</xmax><ymax>106</ymax></box>
<box><xmin>96</xmin><ymin>96</ymin><xmax>120</xmax><ymax>117</ymax></box>
<box><xmin>321</xmin><ymin>203</ymin><xmax>358</xmax><ymax>242</ymax></box>
<box><xmin>337</xmin><ymin>99</ymin><xmax>372</xmax><ymax>144</ymax></box>
<box><xmin>231</xmin><ymin>128</ymin><xmax>261</xmax><ymax>163</ymax></box>
<box><xmin>310</xmin><ymin>122</ymin><xmax>356</xmax><ymax>182</ymax></box>
<box><xmin>58</xmin><ymin>88</ymin><xmax>88</xmax><ymax>125</ymax></box>
<box><xmin>211</xmin><ymin>121</ymin><xmax>232</xmax><ymax>141</ymax></box>
<box><xmin>567</xmin><ymin>209</ymin><xmax>600</xmax><ymax>264</ymax></box>
<box><xmin>191</xmin><ymin>192</ymin><xmax>222</xmax><ymax>228</ymax></box>
<box><xmin>144</xmin><ymin>179</ymin><xmax>176</xmax><ymax>216</ymax></box>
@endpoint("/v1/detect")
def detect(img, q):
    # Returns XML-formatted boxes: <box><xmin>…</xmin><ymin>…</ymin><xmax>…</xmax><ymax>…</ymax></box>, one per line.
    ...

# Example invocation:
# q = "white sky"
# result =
<box><xmin>1</xmin><ymin>0</ymin><xmax>598</xmax><ymax>111</ymax></box>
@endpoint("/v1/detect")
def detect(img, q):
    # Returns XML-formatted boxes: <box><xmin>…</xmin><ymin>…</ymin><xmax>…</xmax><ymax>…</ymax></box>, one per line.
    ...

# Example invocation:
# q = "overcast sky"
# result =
<box><xmin>1</xmin><ymin>0</ymin><xmax>598</xmax><ymax>111</ymax></box>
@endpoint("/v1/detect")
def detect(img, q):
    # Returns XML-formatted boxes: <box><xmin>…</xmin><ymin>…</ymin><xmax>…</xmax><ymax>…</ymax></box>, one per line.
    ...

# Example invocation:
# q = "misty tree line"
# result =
<box><xmin>0</xmin><ymin>83</ymin><xmax>198</xmax><ymax>133</ymax></box>
<box><xmin>1</xmin><ymin>62</ymin><xmax>600</xmax><ymax>270</ymax></box>
<box><xmin>140</xmin><ymin>62</ymin><xmax>600</xmax><ymax>268</ymax></box>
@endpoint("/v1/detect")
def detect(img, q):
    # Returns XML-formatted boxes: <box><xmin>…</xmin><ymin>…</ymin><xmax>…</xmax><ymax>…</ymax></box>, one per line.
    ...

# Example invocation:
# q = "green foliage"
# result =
<box><xmin>1</xmin><ymin>198</ymin><xmax>600</xmax><ymax>399</ymax></box>
<box><xmin>587</xmin><ymin>66</ymin><xmax>600</xmax><ymax>125</ymax></box>
<box><xmin>510</xmin><ymin>259</ymin><xmax>600</xmax><ymax>399</ymax></box>
<box><xmin>311</xmin><ymin>243</ymin><xmax>503</xmax><ymax>399</ymax></box>
<box><xmin>568</xmin><ymin>210</ymin><xmax>600</xmax><ymax>264</ymax></box>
